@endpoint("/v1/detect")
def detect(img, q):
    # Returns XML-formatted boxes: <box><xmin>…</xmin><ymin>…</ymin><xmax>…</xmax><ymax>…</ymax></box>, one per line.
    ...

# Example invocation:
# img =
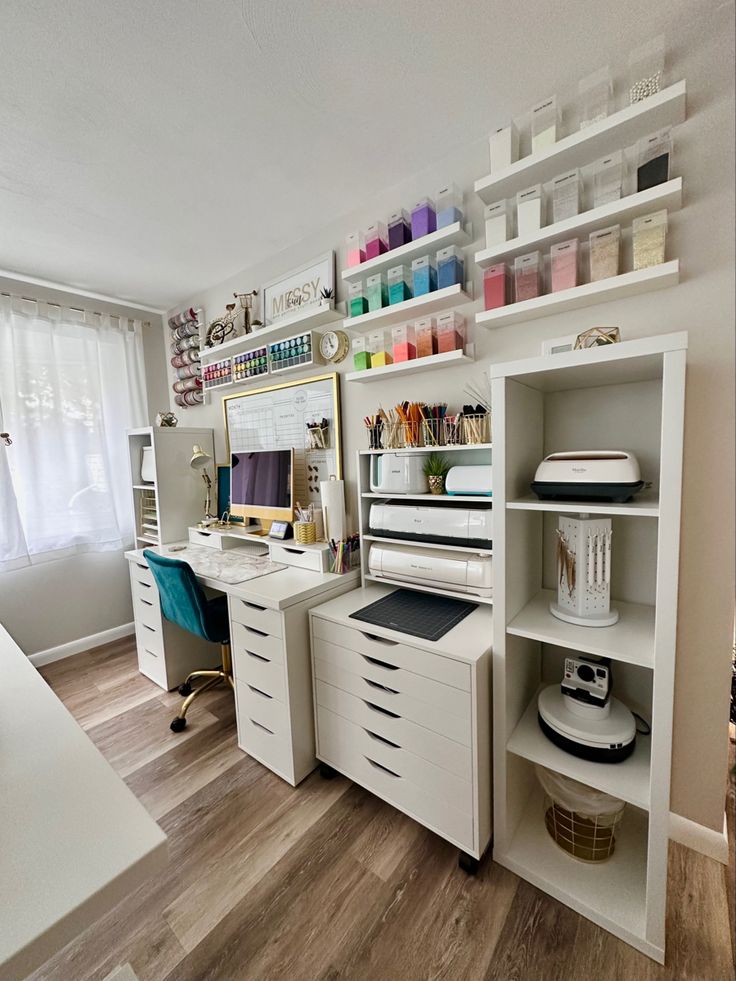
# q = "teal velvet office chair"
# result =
<box><xmin>143</xmin><ymin>550</ymin><xmax>233</xmax><ymax>732</ymax></box>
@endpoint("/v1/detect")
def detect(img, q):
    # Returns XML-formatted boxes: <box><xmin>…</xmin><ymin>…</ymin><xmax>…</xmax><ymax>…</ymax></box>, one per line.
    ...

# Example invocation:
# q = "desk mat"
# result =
<box><xmin>349</xmin><ymin>588</ymin><xmax>477</xmax><ymax>642</ymax></box>
<box><xmin>162</xmin><ymin>544</ymin><xmax>285</xmax><ymax>585</ymax></box>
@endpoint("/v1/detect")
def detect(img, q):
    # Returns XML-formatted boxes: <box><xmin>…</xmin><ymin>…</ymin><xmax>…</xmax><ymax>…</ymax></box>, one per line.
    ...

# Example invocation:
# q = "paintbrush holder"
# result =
<box><xmin>461</xmin><ymin>413</ymin><xmax>491</xmax><ymax>445</ymax></box>
<box><xmin>421</xmin><ymin>418</ymin><xmax>444</xmax><ymax>446</ymax></box>
<box><xmin>550</xmin><ymin>515</ymin><xmax>618</xmax><ymax>627</ymax></box>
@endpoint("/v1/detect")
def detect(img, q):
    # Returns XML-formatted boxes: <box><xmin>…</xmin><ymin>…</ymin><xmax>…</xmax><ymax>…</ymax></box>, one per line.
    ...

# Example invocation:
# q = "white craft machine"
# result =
<box><xmin>368</xmin><ymin>543</ymin><xmax>493</xmax><ymax>598</ymax></box>
<box><xmin>369</xmin><ymin>503</ymin><xmax>492</xmax><ymax>549</ymax></box>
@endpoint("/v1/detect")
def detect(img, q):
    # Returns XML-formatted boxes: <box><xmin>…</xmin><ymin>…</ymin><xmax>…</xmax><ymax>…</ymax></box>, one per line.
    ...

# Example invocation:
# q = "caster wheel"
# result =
<box><xmin>178</xmin><ymin>682</ymin><xmax>193</xmax><ymax>696</ymax></box>
<box><xmin>458</xmin><ymin>851</ymin><xmax>479</xmax><ymax>876</ymax></box>
<box><xmin>170</xmin><ymin>716</ymin><xmax>187</xmax><ymax>733</ymax></box>
<box><xmin>319</xmin><ymin>763</ymin><xmax>338</xmax><ymax>780</ymax></box>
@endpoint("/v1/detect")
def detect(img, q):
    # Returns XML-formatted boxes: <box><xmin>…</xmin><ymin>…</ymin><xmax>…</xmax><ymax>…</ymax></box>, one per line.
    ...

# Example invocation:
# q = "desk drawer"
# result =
<box><xmin>316</xmin><ymin>706</ymin><xmax>472</xmax><ymax>849</ymax></box>
<box><xmin>236</xmin><ymin>712</ymin><xmax>293</xmax><ymax>779</ymax></box>
<box><xmin>311</xmin><ymin>616</ymin><xmax>470</xmax><ymax>691</ymax></box>
<box><xmin>233</xmin><ymin>646</ymin><xmax>286</xmax><ymax>701</ymax></box>
<box><xmin>188</xmin><ymin>527</ymin><xmax>243</xmax><ymax>550</ymax></box>
<box><xmin>312</xmin><ymin>638</ymin><xmax>469</xmax><ymax>719</ymax></box>
<box><xmin>269</xmin><ymin>542</ymin><xmax>329</xmax><ymax>572</ymax></box>
<box><xmin>232</xmin><ymin>619</ymin><xmax>284</xmax><ymax>663</ymax></box>
<box><xmin>131</xmin><ymin>574</ymin><xmax>158</xmax><ymax>607</ymax></box>
<box><xmin>313</xmin><ymin>655</ymin><xmax>470</xmax><ymax>747</ymax></box>
<box><xmin>129</xmin><ymin>561</ymin><xmax>156</xmax><ymax>590</ymax></box>
<box><xmin>236</xmin><ymin>680</ymin><xmax>289</xmax><ymax>736</ymax></box>
<box><xmin>230</xmin><ymin>597</ymin><xmax>283</xmax><ymax>638</ymax></box>
<box><xmin>315</xmin><ymin>679</ymin><xmax>471</xmax><ymax>782</ymax></box>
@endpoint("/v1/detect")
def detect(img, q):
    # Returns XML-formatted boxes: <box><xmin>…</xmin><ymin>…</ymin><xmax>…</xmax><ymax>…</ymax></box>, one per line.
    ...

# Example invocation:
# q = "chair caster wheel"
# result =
<box><xmin>170</xmin><ymin>717</ymin><xmax>187</xmax><ymax>733</ymax></box>
<box><xmin>319</xmin><ymin>763</ymin><xmax>338</xmax><ymax>780</ymax></box>
<box><xmin>178</xmin><ymin>682</ymin><xmax>193</xmax><ymax>696</ymax></box>
<box><xmin>458</xmin><ymin>851</ymin><xmax>479</xmax><ymax>876</ymax></box>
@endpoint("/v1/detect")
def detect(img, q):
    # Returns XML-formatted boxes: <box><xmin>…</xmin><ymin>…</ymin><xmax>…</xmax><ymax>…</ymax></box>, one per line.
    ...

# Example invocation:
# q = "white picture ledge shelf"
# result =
<box><xmin>340</xmin><ymin>222</ymin><xmax>472</xmax><ymax>282</ymax></box>
<box><xmin>476</xmin><ymin>261</ymin><xmax>679</xmax><ymax>328</ymax></box>
<box><xmin>475</xmin><ymin>180</ymin><xmax>683</xmax><ymax>269</ymax></box>
<box><xmin>345</xmin><ymin>347</ymin><xmax>473</xmax><ymax>383</ymax></box>
<box><xmin>474</xmin><ymin>80</ymin><xmax>687</xmax><ymax>203</ymax></box>
<box><xmin>199</xmin><ymin>302</ymin><xmax>343</xmax><ymax>360</ymax></box>
<box><xmin>345</xmin><ymin>283</ymin><xmax>472</xmax><ymax>332</ymax></box>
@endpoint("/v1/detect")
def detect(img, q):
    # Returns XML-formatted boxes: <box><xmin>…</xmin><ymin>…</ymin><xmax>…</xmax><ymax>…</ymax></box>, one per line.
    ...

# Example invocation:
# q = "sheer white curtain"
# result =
<box><xmin>0</xmin><ymin>295</ymin><xmax>148</xmax><ymax>570</ymax></box>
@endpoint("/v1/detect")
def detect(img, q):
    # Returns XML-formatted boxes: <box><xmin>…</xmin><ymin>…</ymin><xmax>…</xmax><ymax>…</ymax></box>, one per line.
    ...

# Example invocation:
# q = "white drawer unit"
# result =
<box><xmin>188</xmin><ymin>526</ymin><xmax>250</xmax><ymax>550</ymax></box>
<box><xmin>269</xmin><ymin>541</ymin><xmax>331</xmax><ymax>573</ymax></box>
<box><xmin>309</xmin><ymin>585</ymin><xmax>492</xmax><ymax>870</ymax></box>
<box><xmin>127</xmin><ymin>558</ymin><xmax>222</xmax><ymax>691</ymax></box>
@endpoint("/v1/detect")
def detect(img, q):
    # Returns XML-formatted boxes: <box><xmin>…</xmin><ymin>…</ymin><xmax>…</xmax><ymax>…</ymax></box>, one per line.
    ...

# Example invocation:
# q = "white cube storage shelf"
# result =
<box><xmin>490</xmin><ymin>333</ymin><xmax>687</xmax><ymax>963</ymax></box>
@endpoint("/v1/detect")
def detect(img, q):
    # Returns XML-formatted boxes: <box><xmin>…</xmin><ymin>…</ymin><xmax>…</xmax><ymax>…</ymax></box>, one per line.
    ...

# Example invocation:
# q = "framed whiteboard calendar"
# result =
<box><xmin>222</xmin><ymin>372</ymin><xmax>342</xmax><ymax>507</ymax></box>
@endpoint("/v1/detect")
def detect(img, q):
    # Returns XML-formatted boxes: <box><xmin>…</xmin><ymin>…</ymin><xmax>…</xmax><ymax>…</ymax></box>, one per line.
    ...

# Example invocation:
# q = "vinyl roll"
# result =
<box><xmin>320</xmin><ymin>476</ymin><xmax>346</xmax><ymax>543</ymax></box>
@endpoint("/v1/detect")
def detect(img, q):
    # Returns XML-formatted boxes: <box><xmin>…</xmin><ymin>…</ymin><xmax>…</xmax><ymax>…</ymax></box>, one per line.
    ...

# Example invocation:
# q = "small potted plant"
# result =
<box><xmin>423</xmin><ymin>452</ymin><xmax>450</xmax><ymax>495</ymax></box>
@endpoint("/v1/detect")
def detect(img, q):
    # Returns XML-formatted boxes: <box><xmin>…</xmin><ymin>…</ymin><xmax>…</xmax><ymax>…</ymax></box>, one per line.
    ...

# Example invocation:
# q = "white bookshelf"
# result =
<box><xmin>356</xmin><ymin>445</ymin><xmax>494</xmax><ymax>605</ymax></box>
<box><xmin>474</xmin><ymin>180</ymin><xmax>683</xmax><ymax>269</ymax></box>
<box><xmin>474</xmin><ymin>81</ymin><xmax>686</xmax><ymax>203</ymax></box>
<box><xmin>126</xmin><ymin>426</ymin><xmax>215</xmax><ymax>546</ymax></box>
<box><xmin>490</xmin><ymin>332</ymin><xmax>687</xmax><ymax>963</ymax></box>
<box><xmin>475</xmin><ymin>261</ymin><xmax>680</xmax><ymax>329</ymax></box>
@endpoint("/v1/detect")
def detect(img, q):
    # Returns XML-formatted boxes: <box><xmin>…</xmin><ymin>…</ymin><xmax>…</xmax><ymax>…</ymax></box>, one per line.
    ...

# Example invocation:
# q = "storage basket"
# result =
<box><xmin>535</xmin><ymin>765</ymin><xmax>625</xmax><ymax>864</ymax></box>
<box><xmin>294</xmin><ymin>521</ymin><xmax>317</xmax><ymax>544</ymax></box>
<box><xmin>461</xmin><ymin>413</ymin><xmax>491</xmax><ymax>445</ymax></box>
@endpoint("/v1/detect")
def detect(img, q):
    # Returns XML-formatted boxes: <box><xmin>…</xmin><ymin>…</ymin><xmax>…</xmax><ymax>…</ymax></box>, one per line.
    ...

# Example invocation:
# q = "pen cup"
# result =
<box><xmin>401</xmin><ymin>420</ymin><xmax>423</xmax><ymax>448</ymax></box>
<box><xmin>294</xmin><ymin>521</ymin><xmax>317</xmax><ymax>544</ymax></box>
<box><xmin>421</xmin><ymin>418</ymin><xmax>444</xmax><ymax>446</ymax></box>
<box><xmin>443</xmin><ymin>416</ymin><xmax>464</xmax><ymax>446</ymax></box>
<box><xmin>306</xmin><ymin>425</ymin><xmax>329</xmax><ymax>450</ymax></box>
<box><xmin>329</xmin><ymin>539</ymin><xmax>360</xmax><ymax>575</ymax></box>
<box><xmin>365</xmin><ymin>420</ymin><xmax>384</xmax><ymax>450</ymax></box>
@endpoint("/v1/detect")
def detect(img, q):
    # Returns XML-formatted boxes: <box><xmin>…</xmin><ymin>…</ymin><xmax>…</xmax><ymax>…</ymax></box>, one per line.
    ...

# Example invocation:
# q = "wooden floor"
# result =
<box><xmin>29</xmin><ymin>638</ymin><xmax>734</xmax><ymax>981</ymax></box>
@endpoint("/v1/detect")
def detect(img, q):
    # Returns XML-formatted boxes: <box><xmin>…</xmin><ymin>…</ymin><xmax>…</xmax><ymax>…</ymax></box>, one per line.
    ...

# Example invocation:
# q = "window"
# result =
<box><xmin>0</xmin><ymin>295</ymin><xmax>148</xmax><ymax>570</ymax></box>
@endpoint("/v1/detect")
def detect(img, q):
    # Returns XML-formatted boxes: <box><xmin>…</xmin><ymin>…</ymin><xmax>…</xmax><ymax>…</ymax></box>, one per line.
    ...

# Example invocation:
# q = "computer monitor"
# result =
<box><xmin>230</xmin><ymin>448</ymin><xmax>294</xmax><ymax>525</ymax></box>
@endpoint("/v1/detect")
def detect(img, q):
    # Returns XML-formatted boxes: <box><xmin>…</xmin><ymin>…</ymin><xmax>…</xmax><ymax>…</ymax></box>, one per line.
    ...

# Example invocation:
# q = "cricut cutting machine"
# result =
<box><xmin>368</xmin><ymin>543</ymin><xmax>493</xmax><ymax>598</ymax></box>
<box><xmin>369</xmin><ymin>503</ymin><xmax>492</xmax><ymax>549</ymax></box>
<box><xmin>531</xmin><ymin>450</ymin><xmax>644</xmax><ymax>503</ymax></box>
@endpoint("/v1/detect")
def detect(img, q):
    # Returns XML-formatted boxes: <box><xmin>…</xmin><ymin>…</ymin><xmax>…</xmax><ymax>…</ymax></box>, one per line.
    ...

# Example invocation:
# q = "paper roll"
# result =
<box><xmin>320</xmin><ymin>476</ymin><xmax>346</xmax><ymax>543</ymax></box>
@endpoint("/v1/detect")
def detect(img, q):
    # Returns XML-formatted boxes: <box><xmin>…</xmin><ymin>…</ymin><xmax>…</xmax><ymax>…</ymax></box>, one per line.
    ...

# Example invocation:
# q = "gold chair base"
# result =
<box><xmin>170</xmin><ymin>643</ymin><xmax>233</xmax><ymax>730</ymax></box>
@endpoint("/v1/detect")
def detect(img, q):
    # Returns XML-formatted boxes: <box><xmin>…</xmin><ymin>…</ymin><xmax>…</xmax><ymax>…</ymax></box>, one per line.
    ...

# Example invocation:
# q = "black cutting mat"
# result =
<box><xmin>350</xmin><ymin>588</ymin><xmax>477</xmax><ymax>642</ymax></box>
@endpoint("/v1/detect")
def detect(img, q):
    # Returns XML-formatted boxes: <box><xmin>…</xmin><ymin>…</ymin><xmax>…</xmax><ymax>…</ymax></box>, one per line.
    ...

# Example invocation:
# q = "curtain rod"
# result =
<box><xmin>0</xmin><ymin>290</ymin><xmax>151</xmax><ymax>328</ymax></box>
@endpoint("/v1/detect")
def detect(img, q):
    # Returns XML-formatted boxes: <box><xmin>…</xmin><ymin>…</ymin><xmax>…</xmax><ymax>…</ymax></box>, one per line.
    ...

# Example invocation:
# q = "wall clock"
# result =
<box><xmin>319</xmin><ymin>329</ymin><xmax>350</xmax><ymax>364</ymax></box>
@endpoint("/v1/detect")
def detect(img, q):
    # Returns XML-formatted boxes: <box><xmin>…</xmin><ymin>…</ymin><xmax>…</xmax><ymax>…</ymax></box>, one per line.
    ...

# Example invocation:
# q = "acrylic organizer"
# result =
<box><xmin>328</xmin><ymin>538</ymin><xmax>360</xmax><ymax>575</ymax></box>
<box><xmin>550</xmin><ymin>515</ymin><xmax>618</xmax><ymax>626</ymax></box>
<box><xmin>437</xmin><ymin>246</ymin><xmax>464</xmax><ymax>290</ymax></box>
<box><xmin>484</xmin><ymin>200</ymin><xmax>510</xmax><ymax>249</ymax></box>
<box><xmin>306</xmin><ymin>421</ymin><xmax>329</xmax><ymax>450</ymax></box>
<box><xmin>366</xmin><ymin>272</ymin><xmax>388</xmax><ymax>312</ymax></box>
<box><xmin>411</xmin><ymin>197</ymin><xmax>436</xmax><ymax>239</ymax></box>
<box><xmin>550</xmin><ymin>239</ymin><xmax>578</xmax><ymax>292</ymax></box>
<box><xmin>531</xmin><ymin>95</ymin><xmax>559</xmax><ymax>153</ymax></box>
<box><xmin>345</xmin><ymin>231</ymin><xmax>366</xmax><ymax>268</ymax></box>
<box><xmin>593</xmin><ymin>151</ymin><xmax>624</xmax><ymax>208</ymax></box>
<box><xmin>391</xmin><ymin>323</ymin><xmax>416</xmax><ymax>363</ymax></box>
<box><xmin>578</xmin><ymin>67</ymin><xmax>612</xmax><ymax>129</ymax></box>
<box><xmin>348</xmin><ymin>281</ymin><xmax>368</xmax><ymax>318</ymax></box>
<box><xmin>436</xmin><ymin>183</ymin><xmax>463</xmax><ymax>228</ymax></box>
<box><xmin>411</xmin><ymin>255</ymin><xmax>437</xmax><ymax>297</ymax></box>
<box><xmin>387</xmin><ymin>209</ymin><xmax>412</xmax><ymax>250</ymax></box>
<box><xmin>628</xmin><ymin>36</ymin><xmax>664</xmax><ymax>105</ymax></box>
<box><xmin>462</xmin><ymin>412</ymin><xmax>491</xmax><ymax>445</ymax></box>
<box><xmin>589</xmin><ymin>225</ymin><xmax>620</xmax><ymax>281</ymax></box>
<box><xmin>368</xmin><ymin>330</ymin><xmax>392</xmax><ymax>368</ymax></box>
<box><xmin>517</xmin><ymin>184</ymin><xmax>543</xmax><ymax>236</ymax></box>
<box><xmin>443</xmin><ymin>416</ymin><xmax>463</xmax><ymax>446</ymax></box>
<box><xmin>352</xmin><ymin>336</ymin><xmax>370</xmax><ymax>372</ymax></box>
<box><xmin>551</xmin><ymin>170</ymin><xmax>581</xmax><ymax>224</ymax></box>
<box><xmin>414</xmin><ymin>317</ymin><xmax>437</xmax><ymax>358</ymax></box>
<box><xmin>388</xmin><ymin>265</ymin><xmax>412</xmax><ymax>305</ymax></box>
<box><xmin>435</xmin><ymin>311</ymin><xmax>465</xmax><ymax>353</ymax></box>
<box><xmin>636</xmin><ymin>128</ymin><xmax>672</xmax><ymax>192</ymax></box>
<box><xmin>483</xmin><ymin>263</ymin><xmax>512</xmax><ymax>311</ymax></box>
<box><xmin>365</xmin><ymin>222</ymin><xmax>388</xmax><ymax>260</ymax></box>
<box><xmin>632</xmin><ymin>210</ymin><xmax>667</xmax><ymax>270</ymax></box>
<box><xmin>232</xmin><ymin>346</ymin><xmax>268</xmax><ymax>383</ymax></box>
<box><xmin>514</xmin><ymin>251</ymin><xmax>543</xmax><ymax>302</ymax></box>
<box><xmin>489</xmin><ymin>122</ymin><xmax>519</xmax><ymax>172</ymax></box>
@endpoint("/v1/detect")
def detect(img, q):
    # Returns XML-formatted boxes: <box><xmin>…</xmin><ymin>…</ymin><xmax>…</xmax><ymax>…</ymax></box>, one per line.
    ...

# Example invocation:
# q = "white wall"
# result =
<box><xmin>160</xmin><ymin>19</ymin><xmax>735</xmax><ymax>833</ymax></box>
<box><xmin>0</xmin><ymin>274</ymin><xmax>168</xmax><ymax>655</ymax></box>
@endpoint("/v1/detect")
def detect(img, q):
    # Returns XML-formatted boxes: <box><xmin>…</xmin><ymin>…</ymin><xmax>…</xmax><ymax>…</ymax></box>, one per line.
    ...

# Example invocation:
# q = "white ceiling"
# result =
<box><xmin>0</xmin><ymin>0</ymin><xmax>706</xmax><ymax>309</ymax></box>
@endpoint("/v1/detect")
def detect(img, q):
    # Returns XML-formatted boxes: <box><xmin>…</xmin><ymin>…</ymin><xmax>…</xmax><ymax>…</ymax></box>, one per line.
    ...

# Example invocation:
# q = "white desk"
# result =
<box><xmin>125</xmin><ymin>544</ymin><xmax>360</xmax><ymax>785</ymax></box>
<box><xmin>0</xmin><ymin>624</ymin><xmax>167</xmax><ymax>981</ymax></box>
